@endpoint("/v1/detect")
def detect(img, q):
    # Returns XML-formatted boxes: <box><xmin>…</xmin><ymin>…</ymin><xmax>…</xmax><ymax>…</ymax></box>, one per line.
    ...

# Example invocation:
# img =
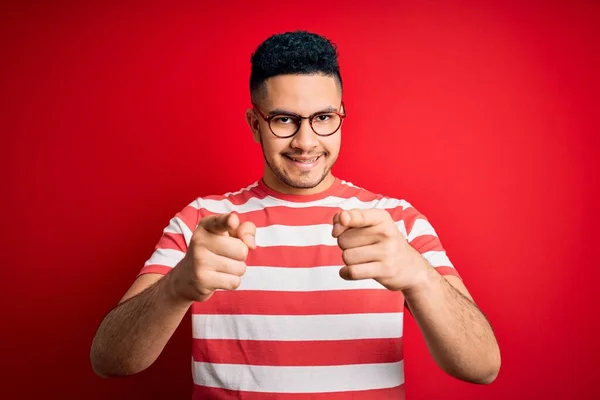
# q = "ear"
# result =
<box><xmin>245</xmin><ymin>108</ymin><xmax>261</xmax><ymax>143</ymax></box>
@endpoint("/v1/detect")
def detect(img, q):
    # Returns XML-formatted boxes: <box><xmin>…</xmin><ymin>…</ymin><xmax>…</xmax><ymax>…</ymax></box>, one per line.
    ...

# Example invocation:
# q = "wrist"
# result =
<box><xmin>164</xmin><ymin>266</ymin><xmax>196</xmax><ymax>306</ymax></box>
<box><xmin>402</xmin><ymin>259</ymin><xmax>442</xmax><ymax>300</ymax></box>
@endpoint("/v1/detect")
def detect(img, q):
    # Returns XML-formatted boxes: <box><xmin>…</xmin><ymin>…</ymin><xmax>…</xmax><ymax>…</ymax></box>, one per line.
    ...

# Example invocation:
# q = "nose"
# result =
<box><xmin>289</xmin><ymin>119</ymin><xmax>319</xmax><ymax>151</ymax></box>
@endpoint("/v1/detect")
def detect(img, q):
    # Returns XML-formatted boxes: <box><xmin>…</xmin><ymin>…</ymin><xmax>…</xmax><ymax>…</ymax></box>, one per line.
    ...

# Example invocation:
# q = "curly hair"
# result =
<box><xmin>250</xmin><ymin>30</ymin><xmax>342</xmax><ymax>101</ymax></box>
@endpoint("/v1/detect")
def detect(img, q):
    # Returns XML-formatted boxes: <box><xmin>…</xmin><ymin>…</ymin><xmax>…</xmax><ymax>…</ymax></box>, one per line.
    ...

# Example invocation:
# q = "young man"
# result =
<box><xmin>91</xmin><ymin>31</ymin><xmax>501</xmax><ymax>399</ymax></box>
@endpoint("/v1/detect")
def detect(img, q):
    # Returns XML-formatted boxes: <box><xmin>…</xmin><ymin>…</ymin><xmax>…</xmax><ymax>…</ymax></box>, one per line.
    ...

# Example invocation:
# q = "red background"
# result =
<box><xmin>1</xmin><ymin>1</ymin><xmax>598</xmax><ymax>399</ymax></box>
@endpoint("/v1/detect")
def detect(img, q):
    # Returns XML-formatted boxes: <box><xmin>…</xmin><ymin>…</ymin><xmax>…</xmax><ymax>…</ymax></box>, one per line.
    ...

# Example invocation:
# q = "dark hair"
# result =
<box><xmin>250</xmin><ymin>30</ymin><xmax>342</xmax><ymax>101</ymax></box>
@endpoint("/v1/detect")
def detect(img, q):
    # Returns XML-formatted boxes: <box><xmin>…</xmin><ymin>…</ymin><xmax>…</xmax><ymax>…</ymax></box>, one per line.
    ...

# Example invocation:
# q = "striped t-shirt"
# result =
<box><xmin>140</xmin><ymin>177</ymin><xmax>459</xmax><ymax>399</ymax></box>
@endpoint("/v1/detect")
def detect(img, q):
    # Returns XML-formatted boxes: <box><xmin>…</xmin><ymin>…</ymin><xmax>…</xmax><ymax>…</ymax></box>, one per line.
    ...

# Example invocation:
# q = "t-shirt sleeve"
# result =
<box><xmin>393</xmin><ymin>200</ymin><xmax>460</xmax><ymax>279</ymax></box>
<box><xmin>138</xmin><ymin>201</ymin><xmax>201</xmax><ymax>277</ymax></box>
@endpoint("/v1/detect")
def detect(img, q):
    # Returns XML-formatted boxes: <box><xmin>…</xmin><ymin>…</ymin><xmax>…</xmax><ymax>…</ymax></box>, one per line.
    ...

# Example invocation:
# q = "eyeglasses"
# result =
<box><xmin>253</xmin><ymin>102</ymin><xmax>346</xmax><ymax>138</ymax></box>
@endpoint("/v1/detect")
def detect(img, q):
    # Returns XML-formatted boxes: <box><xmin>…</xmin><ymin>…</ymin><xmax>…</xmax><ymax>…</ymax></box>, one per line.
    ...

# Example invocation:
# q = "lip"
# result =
<box><xmin>284</xmin><ymin>154</ymin><xmax>322</xmax><ymax>170</ymax></box>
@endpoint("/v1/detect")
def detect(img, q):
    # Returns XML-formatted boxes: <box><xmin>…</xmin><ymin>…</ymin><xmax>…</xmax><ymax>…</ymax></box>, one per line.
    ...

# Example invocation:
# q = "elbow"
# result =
<box><xmin>464</xmin><ymin>348</ymin><xmax>502</xmax><ymax>385</ymax></box>
<box><xmin>90</xmin><ymin>339</ymin><xmax>140</xmax><ymax>379</ymax></box>
<box><xmin>443</xmin><ymin>347</ymin><xmax>501</xmax><ymax>385</ymax></box>
<box><xmin>90</xmin><ymin>344</ymin><xmax>117</xmax><ymax>379</ymax></box>
<box><xmin>447</xmin><ymin>362</ymin><xmax>500</xmax><ymax>385</ymax></box>
<box><xmin>90</xmin><ymin>352</ymin><xmax>141</xmax><ymax>379</ymax></box>
<box><xmin>468</xmin><ymin>338</ymin><xmax>502</xmax><ymax>385</ymax></box>
<box><xmin>91</xmin><ymin>355</ymin><xmax>157</xmax><ymax>378</ymax></box>
<box><xmin>90</xmin><ymin>350</ymin><xmax>111</xmax><ymax>378</ymax></box>
<box><xmin>91</xmin><ymin>364</ymin><xmax>111</xmax><ymax>379</ymax></box>
<box><xmin>472</xmin><ymin>363</ymin><xmax>500</xmax><ymax>385</ymax></box>
<box><xmin>480</xmin><ymin>344</ymin><xmax>502</xmax><ymax>384</ymax></box>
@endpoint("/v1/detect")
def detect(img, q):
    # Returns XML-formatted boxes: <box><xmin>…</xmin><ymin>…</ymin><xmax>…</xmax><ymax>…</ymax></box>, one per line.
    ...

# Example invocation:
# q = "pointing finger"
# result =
<box><xmin>339</xmin><ymin>209</ymin><xmax>388</xmax><ymax>229</ymax></box>
<box><xmin>200</xmin><ymin>213</ymin><xmax>240</xmax><ymax>236</ymax></box>
<box><xmin>332</xmin><ymin>211</ymin><xmax>350</xmax><ymax>238</ymax></box>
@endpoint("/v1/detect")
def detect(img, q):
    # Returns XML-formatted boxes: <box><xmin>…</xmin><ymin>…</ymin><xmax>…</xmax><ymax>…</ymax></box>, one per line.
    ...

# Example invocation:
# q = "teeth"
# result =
<box><xmin>292</xmin><ymin>157</ymin><xmax>318</xmax><ymax>163</ymax></box>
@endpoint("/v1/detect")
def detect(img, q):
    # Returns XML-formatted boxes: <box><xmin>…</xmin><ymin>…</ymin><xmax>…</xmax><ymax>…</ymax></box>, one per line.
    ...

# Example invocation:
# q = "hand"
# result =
<box><xmin>332</xmin><ymin>209</ymin><xmax>429</xmax><ymax>292</ymax></box>
<box><xmin>170</xmin><ymin>212</ymin><xmax>256</xmax><ymax>302</ymax></box>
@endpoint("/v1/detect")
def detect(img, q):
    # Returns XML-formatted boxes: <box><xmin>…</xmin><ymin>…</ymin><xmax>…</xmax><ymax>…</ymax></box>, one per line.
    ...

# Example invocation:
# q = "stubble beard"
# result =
<box><xmin>260</xmin><ymin>139</ymin><xmax>336</xmax><ymax>190</ymax></box>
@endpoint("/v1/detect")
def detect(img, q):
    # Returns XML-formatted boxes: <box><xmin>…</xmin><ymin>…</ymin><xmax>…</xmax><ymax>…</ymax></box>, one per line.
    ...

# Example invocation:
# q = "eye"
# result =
<box><xmin>314</xmin><ymin>113</ymin><xmax>333</xmax><ymax>122</ymax></box>
<box><xmin>272</xmin><ymin>115</ymin><xmax>296</xmax><ymax>124</ymax></box>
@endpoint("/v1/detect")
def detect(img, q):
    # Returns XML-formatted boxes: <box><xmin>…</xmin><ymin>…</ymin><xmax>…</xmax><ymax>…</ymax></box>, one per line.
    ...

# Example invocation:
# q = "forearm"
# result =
<box><xmin>90</xmin><ymin>270</ymin><xmax>193</xmax><ymax>377</ymax></box>
<box><xmin>404</xmin><ymin>265</ymin><xmax>501</xmax><ymax>384</ymax></box>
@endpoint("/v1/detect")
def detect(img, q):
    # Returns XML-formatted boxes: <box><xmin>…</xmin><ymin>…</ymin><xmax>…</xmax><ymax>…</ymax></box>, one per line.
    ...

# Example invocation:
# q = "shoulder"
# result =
<box><xmin>337</xmin><ymin>179</ymin><xmax>414</xmax><ymax>213</ymax></box>
<box><xmin>184</xmin><ymin>181</ymin><xmax>265</xmax><ymax>216</ymax></box>
<box><xmin>338</xmin><ymin>179</ymin><xmax>434</xmax><ymax>235</ymax></box>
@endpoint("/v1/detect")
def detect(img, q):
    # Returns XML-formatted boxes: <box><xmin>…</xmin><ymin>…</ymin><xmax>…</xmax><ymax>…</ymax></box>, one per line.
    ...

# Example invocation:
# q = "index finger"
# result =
<box><xmin>199</xmin><ymin>213</ymin><xmax>240</xmax><ymax>236</ymax></box>
<box><xmin>339</xmin><ymin>209</ymin><xmax>389</xmax><ymax>229</ymax></box>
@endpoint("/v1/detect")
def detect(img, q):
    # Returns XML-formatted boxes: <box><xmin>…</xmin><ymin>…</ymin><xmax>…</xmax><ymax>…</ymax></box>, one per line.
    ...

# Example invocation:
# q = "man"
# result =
<box><xmin>91</xmin><ymin>31</ymin><xmax>501</xmax><ymax>399</ymax></box>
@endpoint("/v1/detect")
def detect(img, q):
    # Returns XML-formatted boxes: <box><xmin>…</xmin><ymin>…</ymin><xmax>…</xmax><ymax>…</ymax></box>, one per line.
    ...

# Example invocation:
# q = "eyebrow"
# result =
<box><xmin>267</xmin><ymin>106</ymin><xmax>339</xmax><ymax>116</ymax></box>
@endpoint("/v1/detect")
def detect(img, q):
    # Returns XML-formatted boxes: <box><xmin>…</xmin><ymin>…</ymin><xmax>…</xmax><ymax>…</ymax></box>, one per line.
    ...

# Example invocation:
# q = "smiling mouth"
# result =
<box><xmin>284</xmin><ymin>155</ymin><xmax>321</xmax><ymax>163</ymax></box>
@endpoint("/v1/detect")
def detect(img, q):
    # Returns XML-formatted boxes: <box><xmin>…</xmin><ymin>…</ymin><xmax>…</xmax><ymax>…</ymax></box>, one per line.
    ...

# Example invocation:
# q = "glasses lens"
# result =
<box><xmin>312</xmin><ymin>113</ymin><xmax>342</xmax><ymax>136</ymax></box>
<box><xmin>270</xmin><ymin>115</ymin><xmax>300</xmax><ymax>137</ymax></box>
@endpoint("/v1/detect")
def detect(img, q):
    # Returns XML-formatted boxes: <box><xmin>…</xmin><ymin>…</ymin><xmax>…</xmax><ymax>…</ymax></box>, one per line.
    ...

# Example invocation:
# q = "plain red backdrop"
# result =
<box><xmin>1</xmin><ymin>1</ymin><xmax>598</xmax><ymax>399</ymax></box>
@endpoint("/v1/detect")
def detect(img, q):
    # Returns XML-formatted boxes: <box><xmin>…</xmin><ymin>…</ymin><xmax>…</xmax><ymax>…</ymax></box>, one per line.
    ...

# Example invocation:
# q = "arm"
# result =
<box><xmin>90</xmin><ymin>272</ymin><xmax>192</xmax><ymax>377</ymax></box>
<box><xmin>404</xmin><ymin>264</ymin><xmax>501</xmax><ymax>384</ymax></box>
<box><xmin>332</xmin><ymin>208</ymin><xmax>501</xmax><ymax>384</ymax></box>
<box><xmin>90</xmin><ymin>212</ymin><xmax>256</xmax><ymax>378</ymax></box>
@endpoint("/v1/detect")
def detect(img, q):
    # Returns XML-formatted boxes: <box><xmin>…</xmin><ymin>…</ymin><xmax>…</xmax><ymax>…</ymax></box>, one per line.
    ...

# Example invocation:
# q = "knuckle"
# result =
<box><xmin>380</xmin><ymin>223</ymin><xmax>396</xmax><ymax>238</ymax></box>
<box><xmin>190</xmin><ymin>232</ymin><xmax>204</xmax><ymax>246</ymax></box>
<box><xmin>353</xmin><ymin>211</ymin><xmax>364</xmax><ymax>224</ymax></box>
<box><xmin>379</xmin><ymin>229</ymin><xmax>392</xmax><ymax>239</ymax></box>
<box><xmin>228</xmin><ymin>260</ymin><xmax>246</xmax><ymax>276</ymax></box>
<box><xmin>195</xmin><ymin>270</ymin><xmax>208</xmax><ymax>285</ymax></box>
<box><xmin>241</xmin><ymin>220</ymin><xmax>257</xmax><ymax>234</ymax></box>
<box><xmin>237</xmin><ymin>262</ymin><xmax>247</xmax><ymax>276</ymax></box>
<box><xmin>228</xmin><ymin>276</ymin><xmax>242</xmax><ymax>290</ymax></box>
<box><xmin>192</xmin><ymin>245</ymin><xmax>210</xmax><ymax>263</ymax></box>
<box><xmin>225</xmin><ymin>238</ymin><xmax>248</xmax><ymax>261</ymax></box>
<box><xmin>239</xmin><ymin>243</ymin><xmax>249</xmax><ymax>259</ymax></box>
<box><xmin>194</xmin><ymin>271</ymin><xmax>213</xmax><ymax>294</ymax></box>
<box><xmin>345</xmin><ymin>266</ymin><xmax>359</xmax><ymax>280</ymax></box>
<box><xmin>342</xmin><ymin>249</ymin><xmax>354</xmax><ymax>265</ymax></box>
<box><xmin>337</xmin><ymin>234</ymin><xmax>352</xmax><ymax>250</ymax></box>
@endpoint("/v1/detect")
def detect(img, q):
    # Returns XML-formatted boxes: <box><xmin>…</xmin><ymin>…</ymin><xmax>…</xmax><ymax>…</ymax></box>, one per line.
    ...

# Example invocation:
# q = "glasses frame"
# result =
<box><xmin>252</xmin><ymin>102</ymin><xmax>347</xmax><ymax>138</ymax></box>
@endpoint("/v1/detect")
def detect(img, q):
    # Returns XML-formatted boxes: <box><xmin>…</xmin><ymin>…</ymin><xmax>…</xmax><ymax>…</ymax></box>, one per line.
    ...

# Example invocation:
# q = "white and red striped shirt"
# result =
<box><xmin>140</xmin><ymin>177</ymin><xmax>459</xmax><ymax>399</ymax></box>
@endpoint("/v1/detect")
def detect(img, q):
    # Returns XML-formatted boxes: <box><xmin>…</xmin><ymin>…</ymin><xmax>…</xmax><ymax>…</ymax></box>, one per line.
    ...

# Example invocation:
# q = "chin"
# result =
<box><xmin>283</xmin><ymin>169</ymin><xmax>329</xmax><ymax>189</ymax></box>
<box><xmin>287</xmin><ymin>178</ymin><xmax>322</xmax><ymax>189</ymax></box>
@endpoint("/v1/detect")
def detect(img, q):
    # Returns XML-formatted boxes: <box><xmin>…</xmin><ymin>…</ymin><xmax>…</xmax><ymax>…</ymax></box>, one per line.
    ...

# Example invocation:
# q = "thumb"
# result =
<box><xmin>234</xmin><ymin>220</ymin><xmax>257</xmax><ymax>250</ymax></box>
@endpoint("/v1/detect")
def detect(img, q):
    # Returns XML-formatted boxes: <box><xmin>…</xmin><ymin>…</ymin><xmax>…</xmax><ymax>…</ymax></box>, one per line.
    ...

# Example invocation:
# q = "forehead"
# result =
<box><xmin>260</xmin><ymin>74</ymin><xmax>341</xmax><ymax>113</ymax></box>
